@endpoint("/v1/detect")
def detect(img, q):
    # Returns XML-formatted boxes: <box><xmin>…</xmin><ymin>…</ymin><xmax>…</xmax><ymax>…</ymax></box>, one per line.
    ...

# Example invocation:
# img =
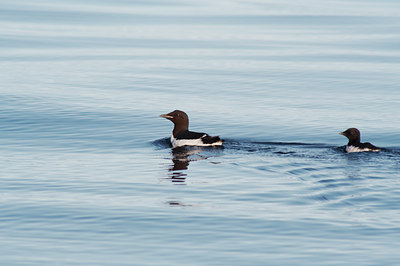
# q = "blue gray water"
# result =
<box><xmin>1</xmin><ymin>0</ymin><xmax>400</xmax><ymax>265</ymax></box>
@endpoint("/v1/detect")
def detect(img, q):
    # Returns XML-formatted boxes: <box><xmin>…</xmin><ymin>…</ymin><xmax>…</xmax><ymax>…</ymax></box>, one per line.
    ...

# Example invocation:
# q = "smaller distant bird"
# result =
<box><xmin>339</xmin><ymin>128</ymin><xmax>380</xmax><ymax>153</ymax></box>
<box><xmin>160</xmin><ymin>110</ymin><xmax>223</xmax><ymax>148</ymax></box>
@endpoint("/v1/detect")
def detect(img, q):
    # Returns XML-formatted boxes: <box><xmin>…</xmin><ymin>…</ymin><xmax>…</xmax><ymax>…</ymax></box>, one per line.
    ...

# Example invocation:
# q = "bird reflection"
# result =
<box><xmin>166</xmin><ymin>200</ymin><xmax>192</xmax><ymax>207</ymax></box>
<box><xmin>168</xmin><ymin>146</ymin><xmax>201</xmax><ymax>183</ymax></box>
<box><xmin>166</xmin><ymin>146</ymin><xmax>222</xmax><ymax>183</ymax></box>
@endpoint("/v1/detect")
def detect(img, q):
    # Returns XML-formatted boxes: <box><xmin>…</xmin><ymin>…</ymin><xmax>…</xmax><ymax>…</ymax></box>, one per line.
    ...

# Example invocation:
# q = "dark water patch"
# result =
<box><xmin>153</xmin><ymin>138</ymin><xmax>335</xmax><ymax>160</ymax></box>
<box><xmin>153</xmin><ymin>138</ymin><xmax>400</xmax><ymax>164</ymax></box>
<box><xmin>165</xmin><ymin>200</ymin><xmax>192</xmax><ymax>207</ymax></box>
<box><xmin>223</xmin><ymin>139</ymin><xmax>334</xmax><ymax>156</ymax></box>
<box><xmin>252</xmin><ymin>141</ymin><xmax>331</xmax><ymax>147</ymax></box>
<box><xmin>274</xmin><ymin>151</ymin><xmax>296</xmax><ymax>155</ymax></box>
<box><xmin>382</xmin><ymin>147</ymin><xmax>400</xmax><ymax>155</ymax></box>
<box><xmin>151</xmin><ymin>137</ymin><xmax>171</xmax><ymax>149</ymax></box>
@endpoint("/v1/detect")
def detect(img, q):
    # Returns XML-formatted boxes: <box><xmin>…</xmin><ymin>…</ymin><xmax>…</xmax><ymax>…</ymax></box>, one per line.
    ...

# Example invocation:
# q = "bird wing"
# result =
<box><xmin>360</xmin><ymin>142</ymin><xmax>380</xmax><ymax>150</ymax></box>
<box><xmin>175</xmin><ymin>130</ymin><xmax>207</xmax><ymax>140</ymax></box>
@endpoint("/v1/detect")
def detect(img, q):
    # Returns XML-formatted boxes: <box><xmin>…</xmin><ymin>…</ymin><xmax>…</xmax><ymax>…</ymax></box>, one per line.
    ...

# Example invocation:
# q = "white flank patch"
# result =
<box><xmin>171</xmin><ymin>135</ymin><xmax>223</xmax><ymax>148</ymax></box>
<box><xmin>346</xmin><ymin>145</ymin><xmax>380</xmax><ymax>153</ymax></box>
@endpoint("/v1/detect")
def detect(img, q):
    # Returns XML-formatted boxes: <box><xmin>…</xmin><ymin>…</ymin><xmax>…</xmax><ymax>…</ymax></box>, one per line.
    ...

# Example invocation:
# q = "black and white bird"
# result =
<box><xmin>160</xmin><ymin>110</ymin><xmax>223</xmax><ymax>148</ymax></box>
<box><xmin>339</xmin><ymin>128</ymin><xmax>380</xmax><ymax>153</ymax></box>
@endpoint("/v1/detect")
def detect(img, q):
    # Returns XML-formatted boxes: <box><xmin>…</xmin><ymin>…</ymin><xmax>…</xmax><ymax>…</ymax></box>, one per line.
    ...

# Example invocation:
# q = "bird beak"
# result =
<box><xmin>339</xmin><ymin>132</ymin><xmax>345</xmax><ymax>135</ymax></box>
<box><xmin>160</xmin><ymin>114</ymin><xmax>173</xmax><ymax>119</ymax></box>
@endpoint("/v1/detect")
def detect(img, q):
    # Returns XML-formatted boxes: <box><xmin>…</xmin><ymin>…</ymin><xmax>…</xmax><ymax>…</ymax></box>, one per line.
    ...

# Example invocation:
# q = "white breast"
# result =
<box><xmin>170</xmin><ymin>135</ymin><xmax>223</xmax><ymax>148</ymax></box>
<box><xmin>345</xmin><ymin>145</ymin><xmax>379</xmax><ymax>153</ymax></box>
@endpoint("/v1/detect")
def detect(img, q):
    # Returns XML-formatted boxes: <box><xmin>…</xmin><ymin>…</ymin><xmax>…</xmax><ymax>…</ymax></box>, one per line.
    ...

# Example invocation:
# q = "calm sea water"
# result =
<box><xmin>1</xmin><ymin>0</ymin><xmax>400</xmax><ymax>265</ymax></box>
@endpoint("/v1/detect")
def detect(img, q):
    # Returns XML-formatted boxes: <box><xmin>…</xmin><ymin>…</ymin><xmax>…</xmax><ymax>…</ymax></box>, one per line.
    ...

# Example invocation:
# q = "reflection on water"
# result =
<box><xmin>167</xmin><ymin>146</ymin><xmax>223</xmax><ymax>183</ymax></box>
<box><xmin>168</xmin><ymin>147</ymin><xmax>191</xmax><ymax>182</ymax></box>
<box><xmin>166</xmin><ymin>200</ymin><xmax>193</xmax><ymax>207</ymax></box>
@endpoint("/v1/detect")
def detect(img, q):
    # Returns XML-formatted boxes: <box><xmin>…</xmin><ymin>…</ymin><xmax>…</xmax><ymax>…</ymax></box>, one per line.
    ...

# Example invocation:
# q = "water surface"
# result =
<box><xmin>1</xmin><ymin>0</ymin><xmax>400</xmax><ymax>265</ymax></box>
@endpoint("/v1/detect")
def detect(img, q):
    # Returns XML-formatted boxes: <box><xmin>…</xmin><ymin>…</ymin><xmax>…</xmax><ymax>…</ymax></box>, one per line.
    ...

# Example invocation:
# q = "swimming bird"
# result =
<box><xmin>339</xmin><ymin>128</ymin><xmax>380</xmax><ymax>153</ymax></box>
<box><xmin>160</xmin><ymin>110</ymin><xmax>223</xmax><ymax>148</ymax></box>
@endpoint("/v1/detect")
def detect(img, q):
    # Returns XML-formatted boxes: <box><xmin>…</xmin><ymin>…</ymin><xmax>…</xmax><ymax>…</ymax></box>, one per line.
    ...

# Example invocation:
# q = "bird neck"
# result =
<box><xmin>348</xmin><ymin>137</ymin><xmax>360</xmax><ymax>146</ymax></box>
<box><xmin>172</xmin><ymin>122</ymin><xmax>189</xmax><ymax>137</ymax></box>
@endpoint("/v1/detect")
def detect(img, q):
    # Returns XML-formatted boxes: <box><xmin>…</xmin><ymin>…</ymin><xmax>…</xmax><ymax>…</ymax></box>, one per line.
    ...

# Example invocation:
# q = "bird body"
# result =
<box><xmin>160</xmin><ymin>110</ymin><xmax>223</xmax><ymax>148</ymax></box>
<box><xmin>340</xmin><ymin>128</ymin><xmax>380</xmax><ymax>153</ymax></box>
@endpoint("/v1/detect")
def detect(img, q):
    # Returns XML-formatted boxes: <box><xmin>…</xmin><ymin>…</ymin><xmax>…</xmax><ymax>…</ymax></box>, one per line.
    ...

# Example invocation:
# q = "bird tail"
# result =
<box><xmin>201</xmin><ymin>135</ymin><xmax>222</xmax><ymax>144</ymax></box>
